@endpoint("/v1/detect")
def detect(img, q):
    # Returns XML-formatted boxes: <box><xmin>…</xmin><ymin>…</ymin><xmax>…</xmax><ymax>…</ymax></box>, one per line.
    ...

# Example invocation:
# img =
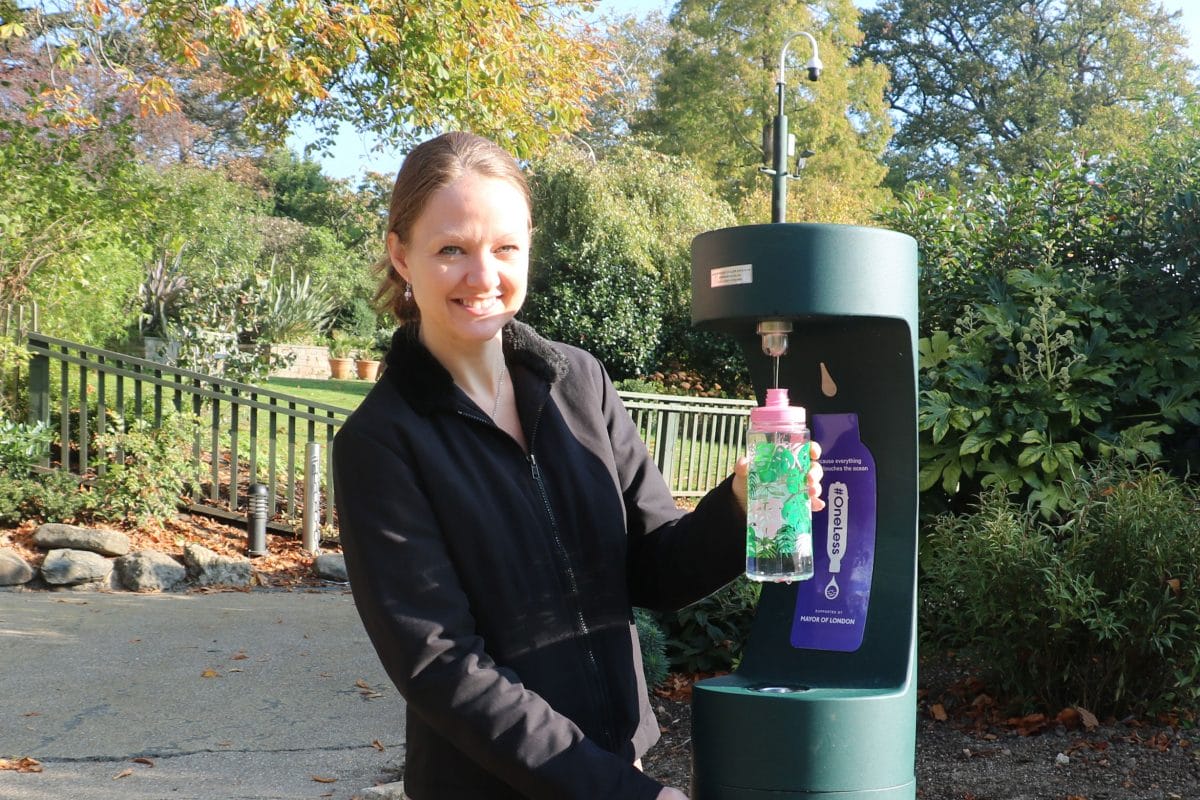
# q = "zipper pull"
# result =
<box><xmin>529</xmin><ymin>453</ymin><xmax>541</xmax><ymax>482</ymax></box>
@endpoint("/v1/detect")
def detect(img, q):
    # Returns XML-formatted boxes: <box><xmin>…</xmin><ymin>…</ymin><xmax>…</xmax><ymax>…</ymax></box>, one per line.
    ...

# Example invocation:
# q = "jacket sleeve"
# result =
<box><xmin>332</xmin><ymin>425</ymin><xmax>663</xmax><ymax>800</ymax></box>
<box><xmin>592</xmin><ymin>363</ymin><xmax>746</xmax><ymax>611</ymax></box>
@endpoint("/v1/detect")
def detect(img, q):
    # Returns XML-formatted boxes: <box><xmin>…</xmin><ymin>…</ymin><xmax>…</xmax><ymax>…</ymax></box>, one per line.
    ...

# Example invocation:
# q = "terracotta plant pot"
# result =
<box><xmin>355</xmin><ymin>359</ymin><xmax>381</xmax><ymax>381</ymax></box>
<box><xmin>328</xmin><ymin>357</ymin><xmax>355</xmax><ymax>380</ymax></box>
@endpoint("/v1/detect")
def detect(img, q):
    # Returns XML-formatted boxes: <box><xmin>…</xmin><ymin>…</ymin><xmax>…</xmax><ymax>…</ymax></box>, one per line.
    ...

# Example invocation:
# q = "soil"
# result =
<box><xmin>6</xmin><ymin>515</ymin><xmax>1199</xmax><ymax>798</ymax></box>
<box><xmin>642</xmin><ymin>660</ymin><xmax>1200</xmax><ymax>800</ymax></box>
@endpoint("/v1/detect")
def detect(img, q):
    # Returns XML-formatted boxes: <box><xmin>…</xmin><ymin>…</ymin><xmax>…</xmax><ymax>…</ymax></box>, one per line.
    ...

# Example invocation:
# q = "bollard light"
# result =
<box><xmin>247</xmin><ymin>483</ymin><xmax>269</xmax><ymax>556</ymax></box>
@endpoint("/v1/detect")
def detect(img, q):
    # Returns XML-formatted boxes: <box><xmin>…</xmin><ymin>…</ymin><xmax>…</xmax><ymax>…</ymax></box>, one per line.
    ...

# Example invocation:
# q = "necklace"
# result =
<box><xmin>491</xmin><ymin>348</ymin><xmax>505</xmax><ymax>419</ymax></box>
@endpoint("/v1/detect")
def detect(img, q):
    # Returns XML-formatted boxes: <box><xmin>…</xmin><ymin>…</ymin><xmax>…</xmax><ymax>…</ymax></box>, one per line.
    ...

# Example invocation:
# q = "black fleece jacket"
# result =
<box><xmin>332</xmin><ymin>321</ymin><xmax>744</xmax><ymax>800</ymax></box>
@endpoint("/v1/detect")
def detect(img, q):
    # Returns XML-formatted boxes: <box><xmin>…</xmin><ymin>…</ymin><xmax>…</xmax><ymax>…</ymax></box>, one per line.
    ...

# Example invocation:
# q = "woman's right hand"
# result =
<box><xmin>656</xmin><ymin>788</ymin><xmax>689</xmax><ymax>800</ymax></box>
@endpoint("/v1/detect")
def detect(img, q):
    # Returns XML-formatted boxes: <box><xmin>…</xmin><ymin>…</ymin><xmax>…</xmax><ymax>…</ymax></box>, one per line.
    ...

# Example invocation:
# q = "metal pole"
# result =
<box><xmin>772</xmin><ymin>80</ymin><xmax>789</xmax><ymax>224</ymax></box>
<box><xmin>302</xmin><ymin>441</ymin><xmax>321</xmax><ymax>553</ymax></box>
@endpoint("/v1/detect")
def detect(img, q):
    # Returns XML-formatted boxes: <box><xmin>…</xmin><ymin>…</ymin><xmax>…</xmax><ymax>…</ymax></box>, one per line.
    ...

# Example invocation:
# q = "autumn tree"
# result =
<box><xmin>1</xmin><ymin>0</ymin><xmax>608</xmax><ymax>158</ymax></box>
<box><xmin>858</xmin><ymin>0</ymin><xmax>1198</xmax><ymax>186</ymax></box>
<box><xmin>638</xmin><ymin>0</ymin><xmax>893</xmax><ymax>224</ymax></box>
<box><xmin>580</xmin><ymin>11</ymin><xmax>673</xmax><ymax>153</ymax></box>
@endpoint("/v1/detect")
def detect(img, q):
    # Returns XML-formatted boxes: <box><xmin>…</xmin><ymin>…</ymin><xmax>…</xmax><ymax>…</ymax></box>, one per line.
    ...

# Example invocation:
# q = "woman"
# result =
<box><xmin>333</xmin><ymin>131</ymin><xmax>823</xmax><ymax>800</ymax></box>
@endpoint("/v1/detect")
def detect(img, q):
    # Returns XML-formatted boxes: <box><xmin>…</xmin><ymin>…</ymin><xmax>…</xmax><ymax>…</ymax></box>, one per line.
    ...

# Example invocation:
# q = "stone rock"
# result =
<box><xmin>184</xmin><ymin>543</ymin><xmax>252</xmax><ymax>587</ymax></box>
<box><xmin>115</xmin><ymin>551</ymin><xmax>187</xmax><ymax>592</ymax></box>
<box><xmin>41</xmin><ymin>548</ymin><xmax>114</xmax><ymax>586</ymax></box>
<box><xmin>0</xmin><ymin>548</ymin><xmax>34</xmax><ymax>586</ymax></box>
<box><xmin>313</xmin><ymin>553</ymin><xmax>347</xmax><ymax>582</ymax></box>
<box><xmin>33</xmin><ymin>523</ymin><xmax>130</xmax><ymax>557</ymax></box>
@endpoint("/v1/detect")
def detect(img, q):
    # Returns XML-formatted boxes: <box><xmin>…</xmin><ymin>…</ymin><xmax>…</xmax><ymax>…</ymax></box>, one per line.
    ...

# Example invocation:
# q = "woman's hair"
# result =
<box><xmin>374</xmin><ymin>131</ymin><xmax>532</xmax><ymax>324</ymax></box>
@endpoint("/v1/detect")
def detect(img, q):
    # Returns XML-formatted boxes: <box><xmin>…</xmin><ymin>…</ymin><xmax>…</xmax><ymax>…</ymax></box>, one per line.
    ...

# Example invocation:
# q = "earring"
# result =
<box><xmin>403</xmin><ymin>282</ymin><xmax>413</xmax><ymax>302</ymax></box>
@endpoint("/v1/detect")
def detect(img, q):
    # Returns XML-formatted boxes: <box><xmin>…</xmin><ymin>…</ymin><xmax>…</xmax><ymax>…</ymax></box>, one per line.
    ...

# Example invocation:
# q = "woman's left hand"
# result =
<box><xmin>732</xmin><ymin>441</ymin><xmax>824</xmax><ymax>514</ymax></box>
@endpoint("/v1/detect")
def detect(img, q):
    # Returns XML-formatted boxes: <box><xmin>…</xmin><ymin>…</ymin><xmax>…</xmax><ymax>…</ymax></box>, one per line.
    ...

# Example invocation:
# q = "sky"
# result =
<box><xmin>288</xmin><ymin>0</ymin><xmax>1200</xmax><ymax>182</ymax></box>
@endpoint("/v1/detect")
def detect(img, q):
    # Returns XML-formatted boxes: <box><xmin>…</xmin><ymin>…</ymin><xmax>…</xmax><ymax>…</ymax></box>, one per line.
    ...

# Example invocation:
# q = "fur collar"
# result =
<box><xmin>383</xmin><ymin>320</ymin><xmax>569</xmax><ymax>415</ymax></box>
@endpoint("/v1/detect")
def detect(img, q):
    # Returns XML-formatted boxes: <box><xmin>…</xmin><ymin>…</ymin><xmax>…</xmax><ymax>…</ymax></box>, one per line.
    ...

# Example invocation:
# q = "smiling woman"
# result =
<box><xmin>329</xmin><ymin>131</ymin><xmax>823</xmax><ymax>800</ymax></box>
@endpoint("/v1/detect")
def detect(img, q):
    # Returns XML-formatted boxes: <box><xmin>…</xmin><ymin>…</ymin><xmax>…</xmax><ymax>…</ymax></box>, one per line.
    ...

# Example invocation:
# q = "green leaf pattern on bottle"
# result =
<box><xmin>746</xmin><ymin>441</ymin><xmax>811</xmax><ymax>557</ymax></box>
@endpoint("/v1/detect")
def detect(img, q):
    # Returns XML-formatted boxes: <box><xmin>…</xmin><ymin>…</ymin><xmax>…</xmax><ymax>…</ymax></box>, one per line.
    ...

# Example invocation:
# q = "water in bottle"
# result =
<box><xmin>745</xmin><ymin>388</ymin><xmax>813</xmax><ymax>583</ymax></box>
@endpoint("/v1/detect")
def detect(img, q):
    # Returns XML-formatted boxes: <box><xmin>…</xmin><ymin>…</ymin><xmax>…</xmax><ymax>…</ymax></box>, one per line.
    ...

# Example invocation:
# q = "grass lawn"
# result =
<box><xmin>263</xmin><ymin>377</ymin><xmax>372</xmax><ymax>411</ymax></box>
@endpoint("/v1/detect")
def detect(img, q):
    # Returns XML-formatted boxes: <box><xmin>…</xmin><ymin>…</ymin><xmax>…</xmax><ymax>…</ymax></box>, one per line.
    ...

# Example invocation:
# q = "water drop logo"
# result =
<box><xmin>825</xmin><ymin>482</ymin><xmax>849</xmax><ymax>599</ymax></box>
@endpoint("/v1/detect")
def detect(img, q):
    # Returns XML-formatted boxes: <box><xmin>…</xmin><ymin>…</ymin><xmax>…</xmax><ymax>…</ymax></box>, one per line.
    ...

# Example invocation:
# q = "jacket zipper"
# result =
<box><xmin>457</xmin><ymin>405</ymin><xmax>617</xmax><ymax>749</ymax></box>
<box><xmin>529</xmin><ymin>451</ymin><xmax>616</xmax><ymax>750</ymax></box>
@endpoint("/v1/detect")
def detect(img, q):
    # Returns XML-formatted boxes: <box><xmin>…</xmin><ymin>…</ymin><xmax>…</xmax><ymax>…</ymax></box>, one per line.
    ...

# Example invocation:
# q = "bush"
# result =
<box><xmin>0</xmin><ymin>417</ymin><xmax>52</xmax><ymax>477</ymax></box>
<box><xmin>885</xmin><ymin>154</ymin><xmax>1200</xmax><ymax>518</ymax></box>
<box><xmin>635</xmin><ymin>608</ymin><xmax>669</xmax><ymax>690</ymax></box>
<box><xmin>921</xmin><ymin>461</ymin><xmax>1200</xmax><ymax>717</ymax></box>
<box><xmin>0</xmin><ymin>468</ymin><xmax>92</xmax><ymax>525</ymax></box>
<box><xmin>91</xmin><ymin>414</ymin><xmax>200</xmax><ymax>525</ymax></box>
<box><xmin>655</xmin><ymin>576</ymin><xmax>760</xmax><ymax>674</ymax></box>
<box><xmin>524</xmin><ymin>143</ymin><xmax>737</xmax><ymax>381</ymax></box>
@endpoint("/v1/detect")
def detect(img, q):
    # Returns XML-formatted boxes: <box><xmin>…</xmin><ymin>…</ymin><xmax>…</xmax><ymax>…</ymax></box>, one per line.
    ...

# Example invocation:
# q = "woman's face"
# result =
<box><xmin>388</xmin><ymin>173</ymin><xmax>530</xmax><ymax>352</ymax></box>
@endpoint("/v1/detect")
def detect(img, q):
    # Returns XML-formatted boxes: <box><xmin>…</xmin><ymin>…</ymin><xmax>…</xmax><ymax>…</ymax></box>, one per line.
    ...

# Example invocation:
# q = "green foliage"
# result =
<box><xmin>254</xmin><ymin>268</ymin><xmax>338</xmax><ymax>344</ymax></box>
<box><xmin>859</xmin><ymin>0</ymin><xmax>1197</xmax><ymax>187</ymax></box>
<box><xmin>655</xmin><ymin>577</ymin><xmax>761</xmax><ymax>673</ymax></box>
<box><xmin>0</xmin><ymin>120</ymin><xmax>147</xmax><ymax>345</ymax></box>
<box><xmin>634</xmin><ymin>608</ymin><xmax>670</xmax><ymax>690</ymax></box>
<box><xmin>334</xmin><ymin>297</ymin><xmax>385</xmax><ymax>339</ymax></box>
<box><xmin>91</xmin><ymin>414</ymin><xmax>200</xmax><ymax>525</ymax></box>
<box><xmin>524</xmin><ymin>143</ymin><xmax>737</xmax><ymax>380</ymax></box>
<box><xmin>0</xmin><ymin>417</ymin><xmax>51</xmax><ymax>476</ymax></box>
<box><xmin>921</xmin><ymin>463</ymin><xmax>1200</xmax><ymax>717</ymax></box>
<box><xmin>884</xmin><ymin>153</ymin><xmax>1200</xmax><ymax>517</ymax></box>
<box><xmin>0</xmin><ymin>467</ymin><xmax>91</xmax><ymax>526</ymax></box>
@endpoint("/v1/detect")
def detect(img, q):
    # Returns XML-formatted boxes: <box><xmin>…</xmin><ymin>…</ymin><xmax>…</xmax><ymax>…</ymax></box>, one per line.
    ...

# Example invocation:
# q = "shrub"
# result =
<box><xmin>254</xmin><ymin>267</ymin><xmax>338</xmax><ymax>344</ymax></box>
<box><xmin>0</xmin><ymin>417</ymin><xmax>52</xmax><ymax>477</ymax></box>
<box><xmin>921</xmin><ymin>461</ymin><xmax>1200</xmax><ymax>717</ymax></box>
<box><xmin>886</xmin><ymin>155</ymin><xmax>1200</xmax><ymax>519</ymax></box>
<box><xmin>635</xmin><ymin>608</ymin><xmax>669</xmax><ymax>690</ymax></box>
<box><xmin>656</xmin><ymin>576</ymin><xmax>760</xmax><ymax>674</ymax></box>
<box><xmin>91</xmin><ymin>414</ymin><xmax>200</xmax><ymax>525</ymax></box>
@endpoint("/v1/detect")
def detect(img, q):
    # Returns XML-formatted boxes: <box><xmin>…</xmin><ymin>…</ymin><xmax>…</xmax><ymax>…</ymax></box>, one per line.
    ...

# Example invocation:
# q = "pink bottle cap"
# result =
<box><xmin>750</xmin><ymin>388</ymin><xmax>806</xmax><ymax>427</ymax></box>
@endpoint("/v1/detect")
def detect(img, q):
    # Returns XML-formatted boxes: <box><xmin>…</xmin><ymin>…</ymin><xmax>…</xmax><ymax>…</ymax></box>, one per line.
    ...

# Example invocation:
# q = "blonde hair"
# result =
<box><xmin>374</xmin><ymin>132</ymin><xmax>532</xmax><ymax>324</ymax></box>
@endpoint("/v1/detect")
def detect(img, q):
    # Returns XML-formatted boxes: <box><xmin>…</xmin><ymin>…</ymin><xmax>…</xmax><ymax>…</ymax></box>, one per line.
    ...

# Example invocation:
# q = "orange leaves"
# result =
<box><xmin>355</xmin><ymin>679</ymin><xmax>383</xmax><ymax>700</ymax></box>
<box><xmin>0</xmin><ymin>757</ymin><xmax>43</xmax><ymax>773</ymax></box>
<box><xmin>135</xmin><ymin>76</ymin><xmax>181</xmax><ymax>118</ymax></box>
<box><xmin>201</xmin><ymin>667</ymin><xmax>220</xmax><ymax>678</ymax></box>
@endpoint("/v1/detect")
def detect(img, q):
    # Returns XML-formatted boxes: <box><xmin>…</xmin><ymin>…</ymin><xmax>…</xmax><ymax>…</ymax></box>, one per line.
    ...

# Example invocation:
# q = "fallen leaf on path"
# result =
<box><xmin>112</xmin><ymin>768</ymin><xmax>134</xmax><ymax>779</ymax></box>
<box><xmin>131</xmin><ymin>757</ymin><xmax>155</xmax><ymax>767</ymax></box>
<box><xmin>312</xmin><ymin>775</ymin><xmax>338</xmax><ymax>783</ymax></box>
<box><xmin>372</xmin><ymin>739</ymin><xmax>385</xmax><ymax>752</ymax></box>
<box><xmin>1076</xmin><ymin>706</ymin><xmax>1099</xmax><ymax>730</ymax></box>
<box><xmin>0</xmin><ymin>757</ymin><xmax>43</xmax><ymax>773</ymax></box>
<box><xmin>232</xmin><ymin>651</ymin><xmax>248</xmax><ymax>661</ymax></box>
<box><xmin>201</xmin><ymin>668</ymin><xmax>220</xmax><ymax>678</ymax></box>
<box><xmin>21</xmin><ymin>711</ymin><xmax>40</xmax><ymax>717</ymax></box>
<box><xmin>930</xmin><ymin>703</ymin><xmax>948</xmax><ymax>721</ymax></box>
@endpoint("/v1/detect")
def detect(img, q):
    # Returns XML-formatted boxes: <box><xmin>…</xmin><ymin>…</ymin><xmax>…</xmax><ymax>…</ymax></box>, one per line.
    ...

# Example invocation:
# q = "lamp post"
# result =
<box><xmin>762</xmin><ymin>32</ymin><xmax>822</xmax><ymax>224</ymax></box>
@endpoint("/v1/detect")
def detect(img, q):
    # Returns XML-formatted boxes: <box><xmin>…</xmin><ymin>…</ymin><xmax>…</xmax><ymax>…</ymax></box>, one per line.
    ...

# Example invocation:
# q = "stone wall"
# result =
<box><xmin>269</xmin><ymin>343</ymin><xmax>331</xmax><ymax>379</ymax></box>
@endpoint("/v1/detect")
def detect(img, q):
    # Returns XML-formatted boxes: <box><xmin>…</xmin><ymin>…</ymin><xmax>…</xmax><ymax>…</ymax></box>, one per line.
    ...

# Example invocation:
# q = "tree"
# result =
<box><xmin>1</xmin><ymin>0</ymin><xmax>608</xmax><ymax>159</ymax></box>
<box><xmin>859</xmin><ymin>0</ymin><xmax>1198</xmax><ymax>186</ymax></box>
<box><xmin>523</xmin><ymin>143</ymin><xmax>739</xmax><ymax>381</ymax></box>
<box><xmin>579</xmin><ymin>11</ymin><xmax>673</xmax><ymax>154</ymax></box>
<box><xmin>638</xmin><ymin>0</ymin><xmax>892</xmax><ymax>224</ymax></box>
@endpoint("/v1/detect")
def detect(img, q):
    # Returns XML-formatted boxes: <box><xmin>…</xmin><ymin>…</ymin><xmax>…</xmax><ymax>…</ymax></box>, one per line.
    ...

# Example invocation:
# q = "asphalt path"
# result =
<box><xmin>0</xmin><ymin>589</ymin><xmax>406</xmax><ymax>799</ymax></box>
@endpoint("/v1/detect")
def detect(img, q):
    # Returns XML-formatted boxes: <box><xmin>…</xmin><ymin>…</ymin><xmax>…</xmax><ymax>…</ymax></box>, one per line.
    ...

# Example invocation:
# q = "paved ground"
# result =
<box><xmin>0</xmin><ymin>589</ymin><xmax>407</xmax><ymax>800</ymax></box>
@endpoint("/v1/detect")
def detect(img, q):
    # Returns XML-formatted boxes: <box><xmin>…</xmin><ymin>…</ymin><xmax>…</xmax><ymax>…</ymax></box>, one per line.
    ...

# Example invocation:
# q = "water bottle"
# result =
<box><xmin>745</xmin><ymin>388</ymin><xmax>814</xmax><ymax>583</ymax></box>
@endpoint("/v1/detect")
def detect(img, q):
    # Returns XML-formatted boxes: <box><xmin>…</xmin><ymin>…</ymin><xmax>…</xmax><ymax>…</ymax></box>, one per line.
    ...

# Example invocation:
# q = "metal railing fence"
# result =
<box><xmin>620</xmin><ymin>391</ymin><xmax>755</xmax><ymax>497</ymax></box>
<box><xmin>24</xmin><ymin>335</ymin><xmax>754</xmax><ymax>532</ymax></box>
<box><xmin>26</xmin><ymin>333</ymin><xmax>349</xmax><ymax>531</ymax></box>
